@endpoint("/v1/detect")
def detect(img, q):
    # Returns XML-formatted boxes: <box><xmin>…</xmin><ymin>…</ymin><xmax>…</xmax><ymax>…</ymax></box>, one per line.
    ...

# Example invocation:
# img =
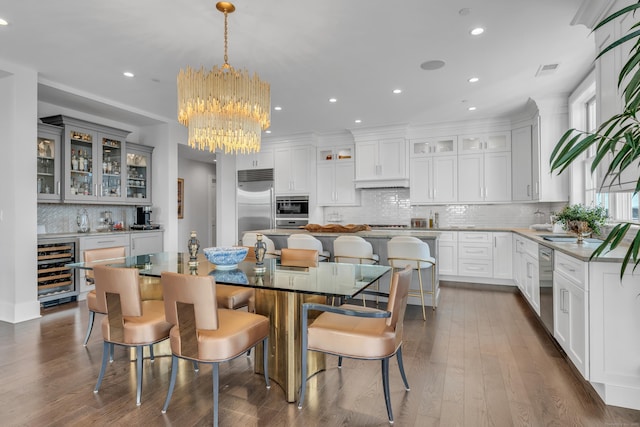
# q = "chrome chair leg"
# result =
<box><xmin>381</xmin><ymin>357</ymin><xmax>393</xmax><ymax>423</ymax></box>
<box><xmin>136</xmin><ymin>346</ymin><xmax>144</xmax><ymax>406</ymax></box>
<box><xmin>83</xmin><ymin>310</ymin><xmax>95</xmax><ymax>346</ymax></box>
<box><xmin>396</xmin><ymin>346</ymin><xmax>410</xmax><ymax>390</ymax></box>
<box><xmin>94</xmin><ymin>341</ymin><xmax>110</xmax><ymax>393</ymax></box>
<box><xmin>162</xmin><ymin>355</ymin><xmax>179</xmax><ymax>413</ymax></box>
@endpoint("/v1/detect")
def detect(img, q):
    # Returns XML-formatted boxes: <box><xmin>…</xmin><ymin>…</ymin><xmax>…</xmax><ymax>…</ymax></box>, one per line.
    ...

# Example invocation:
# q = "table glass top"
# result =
<box><xmin>68</xmin><ymin>252</ymin><xmax>391</xmax><ymax>298</ymax></box>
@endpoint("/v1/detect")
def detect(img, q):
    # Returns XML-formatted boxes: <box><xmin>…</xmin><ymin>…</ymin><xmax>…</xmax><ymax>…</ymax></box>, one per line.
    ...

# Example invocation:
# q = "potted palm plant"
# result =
<box><xmin>554</xmin><ymin>204</ymin><xmax>608</xmax><ymax>244</ymax></box>
<box><xmin>550</xmin><ymin>2</ymin><xmax>640</xmax><ymax>276</ymax></box>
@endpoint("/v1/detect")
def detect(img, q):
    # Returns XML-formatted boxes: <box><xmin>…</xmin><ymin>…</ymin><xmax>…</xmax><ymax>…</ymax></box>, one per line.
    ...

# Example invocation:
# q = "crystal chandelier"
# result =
<box><xmin>177</xmin><ymin>2</ymin><xmax>270</xmax><ymax>154</ymax></box>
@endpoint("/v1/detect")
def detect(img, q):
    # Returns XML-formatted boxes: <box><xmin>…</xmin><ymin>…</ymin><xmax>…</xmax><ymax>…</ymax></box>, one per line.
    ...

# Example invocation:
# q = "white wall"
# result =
<box><xmin>0</xmin><ymin>61</ymin><xmax>41</xmax><ymax>323</ymax></box>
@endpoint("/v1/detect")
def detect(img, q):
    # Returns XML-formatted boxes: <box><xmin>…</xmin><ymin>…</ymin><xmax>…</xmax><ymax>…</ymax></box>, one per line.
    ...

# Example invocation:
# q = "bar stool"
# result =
<box><xmin>333</xmin><ymin>235</ymin><xmax>380</xmax><ymax>306</ymax></box>
<box><xmin>280</xmin><ymin>248</ymin><xmax>319</xmax><ymax>267</ymax></box>
<box><xmin>387</xmin><ymin>235</ymin><xmax>436</xmax><ymax>321</ymax></box>
<box><xmin>287</xmin><ymin>234</ymin><xmax>330</xmax><ymax>261</ymax></box>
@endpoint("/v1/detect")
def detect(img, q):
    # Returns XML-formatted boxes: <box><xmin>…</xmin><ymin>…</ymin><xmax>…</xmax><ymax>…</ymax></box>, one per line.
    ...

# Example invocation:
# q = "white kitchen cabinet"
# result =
<box><xmin>458</xmin><ymin>151</ymin><xmax>511</xmax><ymax>202</ymax></box>
<box><xmin>275</xmin><ymin>145</ymin><xmax>314</xmax><ymax>194</ymax></box>
<box><xmin>513</xmin><ymin>235</ymin><xmax>539</xmax><ymax>314</ymax></box>
<box><xmin>316</xmin><ymin>146</ymin><xmax>359</xmax><ymax>206</ymax></box>
<box><xmin>130</xmin><ymin>231</ymin><xmax>164</xmax><ymax>256</ymax></box>
<box><xmin>354</xmin><ymin>137</ymin><xmax>408</xmax><ymax>188</ymax></box>
<box><xmin>411</xmin><ymin>136</ymin><xmax>456</xmax><ymax>156</ymax></box>
<box><xmin>554</xmin><ymin>251</ymin><xmax>588</xmax><ymax>378</ymax></box>
<box><xmin>492</xmin><ymin>232</ymin><xmax>513</xmax><ymax>280</ymax></box>
<box><xmin>458</xmin><ymin>231</ymin><xmax>493</xmax><ymax>278</ymax></box>
<box><xmin>589</xmin><ymin>260</ymin><xmax>640</xmax><ymax>409</ymax></box>
<box><xmin>410</xmin><ymin>155</ymin><xmax>457</xmax><ymax>204</ymax></box>
<box><xmin>436</xmin><ymin>231</ymin><xmax>457</xmax><ymax>276</ymax></box>
<box><xmin>511</xmin><ymin>125</ymin><xmax>534</xmax><ymax>201</ymax></box>
<box><xmin>458</xmin><ymin>132</ymin><xmax>510</xmax><ymax>153</ymax></box>
<box><xmin>236</xmin><ymin>148</ymin><xmax>274</xmax><ymax>170</ymax></box>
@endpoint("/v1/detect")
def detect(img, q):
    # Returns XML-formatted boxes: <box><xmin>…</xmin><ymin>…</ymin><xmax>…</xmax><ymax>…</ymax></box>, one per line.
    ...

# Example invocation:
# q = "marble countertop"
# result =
<box><xmin>257</xmin><ymin>227</ymin><xmax>632</xmax><ymax>263</ymax></box>
<box><xmin>38</xmin><ymin>228</ymin><xmax>164</xmax><ymax>240</ymax></box>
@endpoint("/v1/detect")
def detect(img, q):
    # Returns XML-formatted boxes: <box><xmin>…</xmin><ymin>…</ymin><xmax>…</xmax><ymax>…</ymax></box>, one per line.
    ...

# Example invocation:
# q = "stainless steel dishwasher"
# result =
<box><xmin>538</xmin><ymin>245</ymin><xmax>554</xmax><ymax>334</ymax></box>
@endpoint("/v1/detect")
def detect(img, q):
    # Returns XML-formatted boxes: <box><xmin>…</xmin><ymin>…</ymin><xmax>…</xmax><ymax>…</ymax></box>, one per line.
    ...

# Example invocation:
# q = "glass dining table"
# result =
<box><xmin>69</xmin><ymin>251</ymin><xmax>391</xmax><ymax>402</ymax></box>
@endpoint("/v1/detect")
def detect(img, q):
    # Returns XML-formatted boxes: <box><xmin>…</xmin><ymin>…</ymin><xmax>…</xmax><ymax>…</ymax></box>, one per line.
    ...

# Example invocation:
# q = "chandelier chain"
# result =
<box><xmin>223</xmin><ymin>10</ymin><xmax>229</xmax><ymax>67</ymax></box>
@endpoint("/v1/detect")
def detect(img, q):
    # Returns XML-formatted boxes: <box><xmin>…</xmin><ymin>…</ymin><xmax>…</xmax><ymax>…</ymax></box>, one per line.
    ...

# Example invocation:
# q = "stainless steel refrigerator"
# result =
<box><xmin>237</xmin><ymin>168</ymin><xmax>275</xmax><ymax>243</ymax></box>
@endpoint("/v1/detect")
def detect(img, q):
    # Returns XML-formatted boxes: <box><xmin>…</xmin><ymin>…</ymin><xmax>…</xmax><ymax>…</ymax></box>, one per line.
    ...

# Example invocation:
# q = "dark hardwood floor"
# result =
<box><xmin>2</xmin><ymin>283</ymin><xmax>640</xmax><ymax>426</ymax></box>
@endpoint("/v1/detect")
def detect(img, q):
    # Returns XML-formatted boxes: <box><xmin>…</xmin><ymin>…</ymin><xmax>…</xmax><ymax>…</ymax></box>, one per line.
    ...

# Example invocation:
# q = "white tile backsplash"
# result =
<box><xmin>323</xmin><ymin>188</ymin><xmax>566</xmax><ymax>228</ymax></box>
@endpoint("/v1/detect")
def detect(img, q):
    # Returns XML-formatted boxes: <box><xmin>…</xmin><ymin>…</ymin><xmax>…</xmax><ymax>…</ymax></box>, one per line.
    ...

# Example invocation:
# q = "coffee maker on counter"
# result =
<box><xmin>131</xmin><ymin>206</ymin><xmax>160</xmax><ymax>230</ymax></box>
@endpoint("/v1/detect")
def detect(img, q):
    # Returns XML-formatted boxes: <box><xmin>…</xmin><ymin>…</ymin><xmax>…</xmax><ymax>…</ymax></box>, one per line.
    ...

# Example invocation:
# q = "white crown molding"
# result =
<box><xmin>572</xmin><ymin>0</ymin><xmax>618</xmax><ymax>29</ymax></box>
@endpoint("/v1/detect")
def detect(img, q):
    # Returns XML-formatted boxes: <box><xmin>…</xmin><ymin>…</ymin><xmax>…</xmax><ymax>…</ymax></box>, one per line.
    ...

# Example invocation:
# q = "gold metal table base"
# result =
<box><xmin>253</xmin><ymin>288</ymin><xmax>326</xmax><ymax>403</ymax></box>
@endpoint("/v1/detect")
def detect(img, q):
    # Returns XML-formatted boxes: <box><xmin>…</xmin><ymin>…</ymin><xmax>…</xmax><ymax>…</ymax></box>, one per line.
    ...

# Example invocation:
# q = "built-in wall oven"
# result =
<box><xmin>275</xmin><ymin>195</ymin><xmax>309</xmax><ymax>228</ymax></box>
<box><xmin>538</xmin><ymin>245</ymin><xmax>554</xmax><ymax>334</ymax></box>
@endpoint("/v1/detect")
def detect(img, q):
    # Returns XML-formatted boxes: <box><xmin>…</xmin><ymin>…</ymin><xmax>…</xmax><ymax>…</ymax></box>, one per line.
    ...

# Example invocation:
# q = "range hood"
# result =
<box><xmin>354</xmin><ymin>178</ymin><xmax>409</xmax><ymax>189</ymax></box>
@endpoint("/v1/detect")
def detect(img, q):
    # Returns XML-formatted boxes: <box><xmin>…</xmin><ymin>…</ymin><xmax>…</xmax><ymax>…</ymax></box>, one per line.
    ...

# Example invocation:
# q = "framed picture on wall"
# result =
<box><xmin>177</xmin><ymin>178</ymin><xmax>184</xmax><ymax>219</ymax></box>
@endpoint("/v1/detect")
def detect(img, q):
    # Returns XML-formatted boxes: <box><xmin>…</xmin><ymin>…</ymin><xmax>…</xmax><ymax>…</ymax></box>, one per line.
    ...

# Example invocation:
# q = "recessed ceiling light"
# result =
<box><xmin>392</xmin><ymin>89</ymin><xmax>402</xmax><ymax>94</ymax></box>
<box><xmin>354</xmin><ymin>119</ymin><xmax>362</xmax><ymax>124</ymax></box>
<box><xmin>123</xmin><ymin>71</ymin><xmax>135</xmax><ymax>78</ymax></box>
<box><xmin>329</xmin><ymin>98</ymin><xmax>337</xmax><ymax>103</ymax></box>
<box><xmin>274</xmin><ymin>106</ymin><xmax>282</xmax><ymax>111</ymax></box>
<box><xmin>0</xmin><ymin>18</ymin><xmax>8</xmax><ymax>26</ymax></box>
<box><xmin>468</xmin><ymin>77</ymin><xmax>479</xmax><ymax>83</ymax></box>
<box><xmin>265</xmin><ymin>130</ymin><xmax>271</xmax><ymax>134</ymax></box>
<box><xmin>468</xmin><ymin>106</ymin><xmax>477</xmax><ymax>111</ymax></box>
<box><xmin>420</xmin><ymin>60</ymin><xmax>446</xmax><ymax>71</ymax></box>
<box><xmin>470</xmin><ymin>27</ymin><xmax>484</xmax><ymax>36</ymax></box>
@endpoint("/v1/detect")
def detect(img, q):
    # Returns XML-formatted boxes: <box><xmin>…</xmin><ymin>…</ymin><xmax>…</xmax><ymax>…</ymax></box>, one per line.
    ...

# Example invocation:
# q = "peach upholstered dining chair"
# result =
<box><xmin>92</xmin><ymin>265</ymin><xmax>172</xmax><ymax>406</ymax></box>
<box><xmin>160</xmin><ymin>271</ymin><xmax>270</xmax><ymax>427</ymax></box>
<box><xmin>82</xmin><ymin>246</ymin><xmax>127</xmax><ymax>345</ymax></box>
<box><xmin>298</xmin><ymin>265</ymin><xmax>413</xmax><ymax>424</ymax></box>
<box><xmin>280</xmin><ymin>248</ymin><xmax>319</xmax><ymax>268</ymax></box>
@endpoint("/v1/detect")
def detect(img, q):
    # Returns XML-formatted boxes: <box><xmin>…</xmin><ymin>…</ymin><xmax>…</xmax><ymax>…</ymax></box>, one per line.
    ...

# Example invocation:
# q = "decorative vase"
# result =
<box><xmin>187</xmin><ymin>231</ymin><xmax>200</xmax><ymax>265</ymax></box>
<box><xmin>568</xmin><ymin>220</ymin><xmax>591</xmax><ymax>244</ymax></box>
<box><xmin>254</xmin><ymin>233</ymin><xmax>267</xmax><ymax>265</ymax></box>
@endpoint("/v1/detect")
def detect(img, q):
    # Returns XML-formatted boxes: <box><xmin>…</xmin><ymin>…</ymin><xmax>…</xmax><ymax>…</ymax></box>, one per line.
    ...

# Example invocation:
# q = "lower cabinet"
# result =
<box><xmin>458</xmin><ymin>231</ymin><xmax>493</xmax><ymax>278</ymax></box>
<box><xmin>437</xmin><ymin>231</ymin><xmax>457</xmax><ymax>276</ymax></box>
<box><xmin>130</xmin><ymin>231</ymin><xmax>164</xmax><ymax>256</ymax></box>
<box><xmin>553</xmin><ymin>251</ymin><xmax>588</xmax><ymax>378</ymax></box>
<box><xmin>513</xmin><ymin>234</ymin><xmax>539</xmax><ymax>314</ymax></box>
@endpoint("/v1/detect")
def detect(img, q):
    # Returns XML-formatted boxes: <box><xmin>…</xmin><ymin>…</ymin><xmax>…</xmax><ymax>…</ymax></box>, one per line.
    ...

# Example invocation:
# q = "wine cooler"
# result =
<box><xmin>37</xmin><ymin>238</ymin><xmax>78</xmax><ymax>307</ymax></box>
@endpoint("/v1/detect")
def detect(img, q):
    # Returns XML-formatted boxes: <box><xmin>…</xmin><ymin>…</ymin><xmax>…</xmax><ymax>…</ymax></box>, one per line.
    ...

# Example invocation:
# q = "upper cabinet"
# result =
<box><xmin>37</xmin><ymin>124</ymin><xmax>63</xmax><ymax>202</ymax></box>
<box><xmin>354</xmin><ymin>137</ymin><xmax>408</xmax><ymax>188</ymax></box>
<box><xmin>410</xmin><ymin>137</ymin><xmax>457</xmax><ymax>204</ymax></box>
<box><xmin>236</xmin><ymin>148</ymin><xmax>274</xmax><ymax>171</ymax></box>
<box><xmin>39</xmin><ymin>115</ymin><xmax>152</xmax><ymax>205</ymax></box>
<box><xmin>126</xmin><ymin>143</ymin><xmax>154</xmax><ymax>204</ymax></box>
<box><xmin>317</xmin><ymin>145</ymin><xmax>360</xmax><ymax>206</ymax></box>
<box><xmin>458</xmin><ymin>132</ymin><xmax>511</xmax><ymax>203</ymax></box>
<box><xmin>511</xmin><ymin>125</ymin><xmax>535</xmax><ymax>201</ymax></box>
<box><xmin>274</xmin><ymin>145</ymin><xmax>314</xmax><ymax>195</ymax></box>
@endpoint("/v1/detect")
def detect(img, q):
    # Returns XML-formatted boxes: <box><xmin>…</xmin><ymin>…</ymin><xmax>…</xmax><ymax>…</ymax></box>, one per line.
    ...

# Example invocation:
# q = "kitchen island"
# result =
<box><xmin>252</xmin><ymin>227</ymin><xmax>441</xmax><ymax>308</ymax></box>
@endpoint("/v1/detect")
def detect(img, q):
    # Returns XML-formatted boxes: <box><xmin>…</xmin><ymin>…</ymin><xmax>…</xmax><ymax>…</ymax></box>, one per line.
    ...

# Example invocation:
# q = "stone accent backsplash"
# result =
<box><xmin>323</xmin><ymin>188</ymin><xmax>567</xmax><ymax>228</ymax></box>
<box><xmin>38</xmin><ymin>204</ymin><xmax>136</xmax><ymax>234</ymax></box>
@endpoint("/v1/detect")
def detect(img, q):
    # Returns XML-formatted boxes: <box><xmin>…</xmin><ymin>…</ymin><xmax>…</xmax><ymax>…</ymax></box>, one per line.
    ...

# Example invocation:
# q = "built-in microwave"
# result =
<box><xmin>275</xmin><ymin>195</ymin><xmax>309</xmax><ymax>228</ymax></box>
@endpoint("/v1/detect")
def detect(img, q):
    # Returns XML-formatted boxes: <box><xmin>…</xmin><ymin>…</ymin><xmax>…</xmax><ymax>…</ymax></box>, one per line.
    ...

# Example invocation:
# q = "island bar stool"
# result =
<box><xmin>160</xmin><ymin>271</ymin><xmax>270</xmax><ymax>427</ymax></box>
<box><xmin>387</xmin><ymin>235</ymin><xmax>436</xmax><ymax>321</ymax></box>
<box><xmin>333</xmin><ymin>235</ymin><xmax>380</xmax><ymax>306</ymax></box>
<box><xmin>92</xmin><ymin>265</ymin><xmax>172</xmax><ymax>406</ymax></box>
<box><xmin>82</xmin><ymin>246</ymin><xmax>127</xmax><ymax>345</ymax></box>
<box><xmin>287</xmin><ymin>233</ymin><xmax>330</xmax><ymax>261</ymax></box>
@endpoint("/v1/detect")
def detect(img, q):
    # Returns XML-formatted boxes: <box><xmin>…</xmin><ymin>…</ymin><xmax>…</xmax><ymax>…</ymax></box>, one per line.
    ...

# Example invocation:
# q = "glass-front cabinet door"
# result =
<box><xmin>99</xmin><ymin>133</ymin><xmax>126</xmax><ymax>202</ymax></box>
<box><xmin>126</xmin><ymin>143</ymin><xmax>153</xmax><ymax>204</ymax></box>
<box><xmin>40</xmin><ymin>115</ymin><xmax>132</xmax><ymax>203</ymax></box>
<box><xmin>67</xmin><ymin>126</ymin><xmax>97</xmax><ymax>201</ymax></box>
<box><xmin>37</xmin><ymin>124</ymin><xmax>62</xmax><ymax>202</ymax></box>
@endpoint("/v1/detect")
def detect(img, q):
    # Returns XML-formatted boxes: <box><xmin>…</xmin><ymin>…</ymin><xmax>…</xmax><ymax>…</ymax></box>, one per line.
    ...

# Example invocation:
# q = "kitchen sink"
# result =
<box><xmin>539</xmin><ymin>234</ymin><xmax>604</xmax><ymax>244</ymax></box>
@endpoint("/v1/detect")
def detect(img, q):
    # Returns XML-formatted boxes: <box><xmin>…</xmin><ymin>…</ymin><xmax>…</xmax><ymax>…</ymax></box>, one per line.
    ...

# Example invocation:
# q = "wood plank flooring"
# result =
<box><xmin>2</xmin><ymin>282</ymin><xmax>640</xmax><ymax>426</ymax></box>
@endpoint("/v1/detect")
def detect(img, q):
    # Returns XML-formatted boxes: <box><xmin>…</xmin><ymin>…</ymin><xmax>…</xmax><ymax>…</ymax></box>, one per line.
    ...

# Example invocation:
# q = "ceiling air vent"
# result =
<box><xmin>535</xmin><ymin>63</ymin><xmax>559</xmax><ymax>77</ymax></box>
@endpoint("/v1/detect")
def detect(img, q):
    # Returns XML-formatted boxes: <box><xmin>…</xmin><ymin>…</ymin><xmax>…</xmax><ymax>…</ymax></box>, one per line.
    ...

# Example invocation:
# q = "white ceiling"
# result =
<box><xmin>0</xmin><ymin>0</ymin><xmax>594</xmax><ymax>136</ymax></box>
